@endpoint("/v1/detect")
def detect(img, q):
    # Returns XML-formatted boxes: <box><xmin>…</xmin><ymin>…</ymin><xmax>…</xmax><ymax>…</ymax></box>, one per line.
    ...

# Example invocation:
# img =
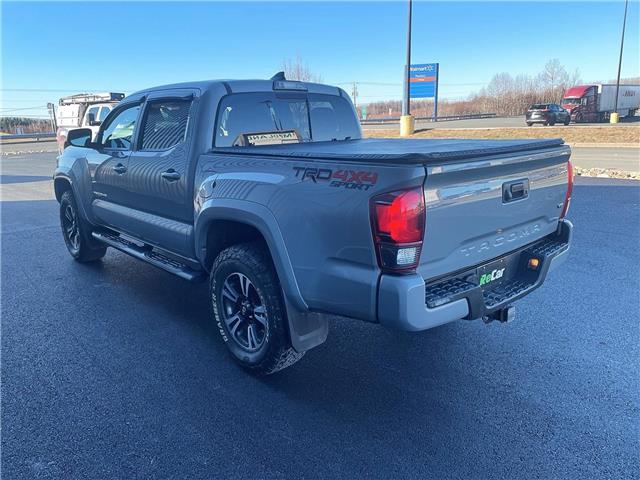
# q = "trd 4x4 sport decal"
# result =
<box><xmin>293</xmin><ymin>167</ymin><xmax>378</xmax><ymax>191</ymax></box>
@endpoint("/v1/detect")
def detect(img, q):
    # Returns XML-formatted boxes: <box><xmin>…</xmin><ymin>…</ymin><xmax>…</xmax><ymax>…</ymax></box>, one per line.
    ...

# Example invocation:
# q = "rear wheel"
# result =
<box><xmin>548</xmin><ymin>116</ymin><xmax>556</xmax><ymax>126</ymax></box>
<box><xmin>210</xmin><ymin>242</ymin><xmax>304</xmax><ymax>375</ymax></box>
<box><xmin>59</xmin><ymin>190</ymin><xmax>107</xmax><ymax>262</ymax></box>
<box><xmin>526</xmin><ymin>122</ymin><xmax>533</xmax><ymax>127</ymax></box>
<box><xmin>564</xmin><ymin>116</ymin><xmax>570</xmax><ymax>125</ymax></box>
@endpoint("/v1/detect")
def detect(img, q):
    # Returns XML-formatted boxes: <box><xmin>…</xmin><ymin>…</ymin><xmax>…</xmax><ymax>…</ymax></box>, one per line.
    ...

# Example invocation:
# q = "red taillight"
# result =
<box><xmin>371</xmin><ymin>187</ymin><xmax>425</xmax><ymax>273</ymax></box>
<box><xmin>560</xmin><ymin>160</ymin><xmax>573</xmax><ymax>218</ymax></box>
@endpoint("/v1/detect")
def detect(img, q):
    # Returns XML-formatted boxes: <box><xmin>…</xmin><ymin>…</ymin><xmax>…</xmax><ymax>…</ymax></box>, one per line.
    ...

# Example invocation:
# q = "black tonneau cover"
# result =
<box><xmin>210</xmin><ymin>138</ymin><xmax>566</xmax><ymax>164</ymax></box>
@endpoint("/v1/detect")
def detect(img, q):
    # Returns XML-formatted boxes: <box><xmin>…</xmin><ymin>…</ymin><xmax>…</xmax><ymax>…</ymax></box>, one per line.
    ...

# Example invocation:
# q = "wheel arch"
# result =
<box><xmin>54</xmin><ymin>175</ymin><xmax>73</xmax><ymax>202</ymax></box>
<box><xmin>195</xmin><ymin>199</ymin><xmax>329</xmax><ymax>353</ymax></box>
<box><xmin>195</xmin><ymin>199</ymin><xmax>307</xmax><ymax>312</ymax></box>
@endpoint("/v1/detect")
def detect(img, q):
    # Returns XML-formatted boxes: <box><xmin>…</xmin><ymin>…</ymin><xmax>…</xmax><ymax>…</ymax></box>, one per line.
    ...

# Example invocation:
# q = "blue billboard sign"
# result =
<box><xmin>409</xmin><ymin>63</ymin><xmax>438</xmax><ymax>99</ymax></box>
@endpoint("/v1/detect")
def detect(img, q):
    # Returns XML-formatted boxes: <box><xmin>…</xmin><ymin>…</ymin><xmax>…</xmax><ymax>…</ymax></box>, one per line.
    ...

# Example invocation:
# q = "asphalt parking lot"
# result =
<box><xmin>1</xmin><ymin>152</ymin><xmax>639</xmax><ymax>479</ymax></box>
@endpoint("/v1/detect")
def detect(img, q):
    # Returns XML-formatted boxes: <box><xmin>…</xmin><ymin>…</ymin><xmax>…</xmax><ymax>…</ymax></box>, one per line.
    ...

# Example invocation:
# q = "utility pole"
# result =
<box><xmin>400</xmin><ymin>0</ymin><xmax>414</xmax><ymax>136</ymax></box>
<box><xmin>47</xmin><ymin>102</ymin><xmax>57</xmax><ymax>133</ymax></box>
<box><xmin>612</xmin><ymin>0</ymin><xmax>628</xmax><ymax>123</ymax></box>
<box><xmin>352</xmin><ymin>82</ymin><xmax>358</xmax><ymax>111</ymax></box>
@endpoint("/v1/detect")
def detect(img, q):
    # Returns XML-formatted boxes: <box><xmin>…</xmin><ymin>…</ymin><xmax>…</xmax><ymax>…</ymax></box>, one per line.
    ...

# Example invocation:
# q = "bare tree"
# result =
<box><xmin>281</xmin><ymin>55</ymin><xmax>323</xmax><ymax>83</ymax></box>
<box><xmin>568</xmin><ymin>68</ymin><xmax>582</xmax><ymax>87</ymax></box>
<box><xmin>361</xmin><ymin>59</ymin><xmax>616</xmax><ymax>119</ymax></box>
<box><xmin>539</xmin><ymin>59</ymin><xmax>570</xmax><ymax>102</ymax></box>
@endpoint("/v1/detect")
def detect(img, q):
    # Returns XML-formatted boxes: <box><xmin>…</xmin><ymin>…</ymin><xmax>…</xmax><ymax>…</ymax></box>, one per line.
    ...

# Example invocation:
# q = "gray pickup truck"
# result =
<box><xmin>55</xmin><ymin>73</ymin><xmax>573</xmax><ymax>374</ymax></box>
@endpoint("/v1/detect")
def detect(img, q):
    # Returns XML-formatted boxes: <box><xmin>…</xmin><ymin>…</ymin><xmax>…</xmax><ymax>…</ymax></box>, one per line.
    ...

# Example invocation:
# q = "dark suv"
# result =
<box><xmin>526</xmin><ymin>104</ymin><xmax>570</xmax><ymax>126</ymax></box>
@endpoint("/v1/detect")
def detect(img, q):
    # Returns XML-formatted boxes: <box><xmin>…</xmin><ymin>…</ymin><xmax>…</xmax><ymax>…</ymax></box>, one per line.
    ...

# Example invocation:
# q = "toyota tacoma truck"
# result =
<box><xmin>54</xmin><ymin>73</ymin><xmax>573</xmax><ymax>374</ymax></box>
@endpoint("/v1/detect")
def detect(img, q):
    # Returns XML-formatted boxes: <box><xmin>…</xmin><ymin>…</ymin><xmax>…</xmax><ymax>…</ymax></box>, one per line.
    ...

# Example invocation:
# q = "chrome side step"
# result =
<box><xmin>92</xmin><ymin>231</ymin><xmax>206</xmax><ymax>283</ymax></box>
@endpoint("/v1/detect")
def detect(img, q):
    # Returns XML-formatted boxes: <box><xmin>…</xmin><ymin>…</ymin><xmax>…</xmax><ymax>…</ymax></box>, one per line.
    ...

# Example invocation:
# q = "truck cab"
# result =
<box><xmin>561</xmin><ymin>85</ymin><xmax>599</xmax><ymax>122</ymax></box>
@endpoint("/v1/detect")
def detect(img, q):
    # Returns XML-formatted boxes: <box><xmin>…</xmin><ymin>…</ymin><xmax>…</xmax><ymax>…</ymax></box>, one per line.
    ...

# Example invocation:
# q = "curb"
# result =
<box><xmin>569</xmin><ymin>143</ymin><xmax>639</xmax><ymax>148</ymax></box>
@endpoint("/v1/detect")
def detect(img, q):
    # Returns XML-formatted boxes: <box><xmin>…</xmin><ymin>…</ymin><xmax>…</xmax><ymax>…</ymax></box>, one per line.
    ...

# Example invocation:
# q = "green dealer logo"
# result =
<box><xmin>479</xmin><ymin>268</ymin><xmax>505</xmax><ymax>286</ymax></box>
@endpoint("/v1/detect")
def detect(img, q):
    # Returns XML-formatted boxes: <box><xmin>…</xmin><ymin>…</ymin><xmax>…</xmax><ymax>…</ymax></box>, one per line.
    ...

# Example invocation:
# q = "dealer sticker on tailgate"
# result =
<box><xmin>477</xmin><ymin>258</ymin><xmax>508</xmax><ymax>289</ymax></box>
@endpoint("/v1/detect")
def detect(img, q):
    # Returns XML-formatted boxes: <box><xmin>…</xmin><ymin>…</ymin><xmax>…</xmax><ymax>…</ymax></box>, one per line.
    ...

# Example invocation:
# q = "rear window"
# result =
<box><xmin>215</xmin><ymin>92</ymin><xmax>361</xmax><ymax>147</ymax></box>
<box><xmin>530</xmin><ymin>104</ymin><xmax>549</xmax><ymax>110</ymax></box>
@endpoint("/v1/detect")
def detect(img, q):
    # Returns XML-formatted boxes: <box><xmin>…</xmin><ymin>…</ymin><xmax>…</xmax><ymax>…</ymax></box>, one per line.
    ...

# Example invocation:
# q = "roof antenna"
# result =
<box><xmin>271</xmin><ymin>71</ymin><xmax>286</xmax><ymax>81</ymax></box>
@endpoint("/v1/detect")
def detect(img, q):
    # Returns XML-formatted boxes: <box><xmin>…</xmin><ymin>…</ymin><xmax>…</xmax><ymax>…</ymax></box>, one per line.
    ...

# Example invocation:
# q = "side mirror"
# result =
<box><xmin>64</xmin><ymin>128</ymin><xmax>93</xmax><ymax>149</ymax></box>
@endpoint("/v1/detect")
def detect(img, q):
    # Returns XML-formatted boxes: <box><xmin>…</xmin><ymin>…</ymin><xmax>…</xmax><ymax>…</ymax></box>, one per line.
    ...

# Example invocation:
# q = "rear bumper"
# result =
<box><xmin>377</xmin><ymin>220</ymin><xmax>573</xmax><ymax>331</ymax></box>
<box><xmin>526</xmin><ymin>115</ymin><xmax>550</xmax><ymax>123</ymax></box>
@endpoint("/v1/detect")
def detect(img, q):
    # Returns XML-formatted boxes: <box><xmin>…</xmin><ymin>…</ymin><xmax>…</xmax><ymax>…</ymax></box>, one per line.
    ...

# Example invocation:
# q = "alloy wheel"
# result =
<box><xmin>62</xmin><ymin>204</ymin><xmax>80</xmax><ymax>252</ymax></box>
<box><xmin>220</xmin><ymin>272</ymin><xmax>268</xmax><ymax>352</ymax></box>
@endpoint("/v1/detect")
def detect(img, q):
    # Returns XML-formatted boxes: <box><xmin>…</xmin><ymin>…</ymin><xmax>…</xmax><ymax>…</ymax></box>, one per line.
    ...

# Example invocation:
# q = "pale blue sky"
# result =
<box><xmin>2</xmin><ymin>1</ymin><xmax>639</xmax><ymax>117</ymax></box>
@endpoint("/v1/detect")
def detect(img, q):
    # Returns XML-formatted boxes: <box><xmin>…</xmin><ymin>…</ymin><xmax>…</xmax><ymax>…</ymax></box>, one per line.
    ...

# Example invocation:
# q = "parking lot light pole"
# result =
<box><xmin>611</xmin><ymin>0</ymin><xmax>628</xmax><ymax>124</ymax></box>
<box><xmin>400</xmin><ymin>0</ymin><xmax>415</xmax><ymax>137</ymax></box>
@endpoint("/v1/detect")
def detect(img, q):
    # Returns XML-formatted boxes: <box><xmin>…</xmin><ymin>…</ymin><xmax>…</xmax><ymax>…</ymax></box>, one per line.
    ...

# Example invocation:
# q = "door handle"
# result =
<box><xmin>502</xmin><ymin>179</ymin><xmax>529</xmax><ymax>203</ymax></box>
<box><xmin>113</xmin><ymin>163</ymin><xmax>127</xmax><ymax>174</ymax></box>
<box><xmin>161</xmin><ymin>170</ymin><xmax>181</xmax><ymax>181</ymax></box>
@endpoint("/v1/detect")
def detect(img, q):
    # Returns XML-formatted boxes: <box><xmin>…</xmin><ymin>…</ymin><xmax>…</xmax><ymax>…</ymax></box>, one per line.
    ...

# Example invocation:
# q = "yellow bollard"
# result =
<box><xmin>400</xmin><ymin>115</ymin><xmax>415</xmax><ymax>137</ymax></box>
<box><xmin>610</xmin><ymin>112</ymin><xmax>619</xmax><ymax>124</ymax></box>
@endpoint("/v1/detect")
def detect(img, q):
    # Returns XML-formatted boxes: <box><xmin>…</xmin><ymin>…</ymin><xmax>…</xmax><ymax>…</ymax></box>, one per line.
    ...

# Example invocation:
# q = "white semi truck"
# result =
<box><xmin>56</xmin><ymin>92</ymin><xmax>124</xmax><ymax>151</ymax></box>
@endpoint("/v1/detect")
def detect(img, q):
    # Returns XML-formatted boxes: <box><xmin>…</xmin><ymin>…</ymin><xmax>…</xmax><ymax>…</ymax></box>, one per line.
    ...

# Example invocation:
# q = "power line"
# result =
<box><xmin>0</xmin><ymin>88</ymin><xmax>134</xmax><ymax>93</ymax></box>
<box><xmin>0</xmin><ymin>114</ymin><xmax>50</xmax><ymax>118</ymax></box>
<box><xmin>0</xmin><ymin>105</ymin><xmax>48</xmax><ymax>112</ymax></box>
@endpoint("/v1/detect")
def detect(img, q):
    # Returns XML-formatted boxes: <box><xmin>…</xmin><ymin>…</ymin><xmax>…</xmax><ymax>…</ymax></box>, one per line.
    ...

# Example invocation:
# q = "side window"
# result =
<box><xmin>100</xmin><ymin>105</ymin><xmax>140</xmax><ymax>150</ymax></box>
<box><xmin>140</xmin><ymin>100</ymin><xmax>191</xmax><ymax>151</ymax></box>
<box><xmin>98</xmin><ymin>106</ymin><xmax>111</xmax><ymax>122</ymax></box>
<box><xmin>85</xmin><ymin>106</ymin><xmax>99</xmax><ymax>123</ymax></box>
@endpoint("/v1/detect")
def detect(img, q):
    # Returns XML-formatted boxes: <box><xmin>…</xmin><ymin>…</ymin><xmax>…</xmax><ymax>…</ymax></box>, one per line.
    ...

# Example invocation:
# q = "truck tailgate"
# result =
<box><xmin>418</xmin><ymin>145</ymin><xmax>571</xmax><ymax>281</ymax></box>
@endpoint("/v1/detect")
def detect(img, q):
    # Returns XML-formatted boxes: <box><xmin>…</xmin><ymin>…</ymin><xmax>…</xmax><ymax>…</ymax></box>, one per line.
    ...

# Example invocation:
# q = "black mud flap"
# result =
<box><xmin>283</xmin><ymin>297</ymin><xmax>329</xmax><ymax>353</ymax></box>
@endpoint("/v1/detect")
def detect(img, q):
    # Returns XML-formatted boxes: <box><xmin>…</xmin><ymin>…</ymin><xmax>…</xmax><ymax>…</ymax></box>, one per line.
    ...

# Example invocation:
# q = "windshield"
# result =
<box><xmin>562</xmin><ymin>98</ymin><xmax>581</xmax><ymax>105</ymax></box>
<box><xmin>215</xmin><ymin>92</ymin><xmax>361</xmax><ymax>147</ymax></box>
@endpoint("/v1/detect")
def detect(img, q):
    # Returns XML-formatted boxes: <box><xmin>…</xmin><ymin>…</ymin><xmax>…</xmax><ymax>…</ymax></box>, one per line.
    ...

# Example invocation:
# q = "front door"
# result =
<box><xmin>123</xmin><ymin>90</ymin><xmax>196</xmax><ymax>256</ymax></box>
<box><xmin>89</xmin><ymin>103</ymin><xmax>141</xmax><ymax>229</ymax></box>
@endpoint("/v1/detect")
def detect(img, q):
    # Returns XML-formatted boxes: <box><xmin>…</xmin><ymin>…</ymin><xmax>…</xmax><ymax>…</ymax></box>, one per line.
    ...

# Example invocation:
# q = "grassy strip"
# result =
<box><xmin>365</xmin><ymin>126</ymin><xmax>640</xmax><ymax>145</ymax></box>
<box><xmin>575</xmin><ymin>167</ymin><xmax>639</xmax><ymax>180</ymax></box>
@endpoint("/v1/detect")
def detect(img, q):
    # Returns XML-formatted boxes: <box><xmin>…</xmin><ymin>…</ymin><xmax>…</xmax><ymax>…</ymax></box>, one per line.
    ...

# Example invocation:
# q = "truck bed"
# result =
<box><xmin>210</xmin><ymin>137</ymin><xmax>566</xmax><ymax>164</ymax></box>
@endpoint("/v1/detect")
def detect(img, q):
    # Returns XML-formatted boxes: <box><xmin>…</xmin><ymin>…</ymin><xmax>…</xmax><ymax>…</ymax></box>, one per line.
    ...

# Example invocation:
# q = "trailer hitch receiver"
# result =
<box><xmin>483</xmin><ymin>306</ymin><xmax>515</xmax><ymax>324</ymax></box>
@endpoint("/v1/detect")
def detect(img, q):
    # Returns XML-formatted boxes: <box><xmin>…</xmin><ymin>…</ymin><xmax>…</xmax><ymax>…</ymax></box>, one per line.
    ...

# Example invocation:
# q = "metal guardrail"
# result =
<box><xmin>0</xmin><ymin>133</ymin><xmax>56</xmax><ymax>143</ymax></box>
<box><xmin>0</xmin><ymin>112</ymin><xmax>498</xmax><ymax>139</ymax></box>
<box><xmin>360</xmin><ymin>113</ymin><xmax>497</xmax><ymax>125</ymax></box>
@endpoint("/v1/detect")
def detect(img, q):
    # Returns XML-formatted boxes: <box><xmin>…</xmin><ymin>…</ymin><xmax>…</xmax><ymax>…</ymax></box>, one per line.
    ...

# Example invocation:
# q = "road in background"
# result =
<box><xmin>1</xmin><ymin>151</ymin><xmax>638</xmax><ymax>479</ymax></box>
<box><xmin>363</xmin><ymin>115</ymin><xmax>640</xmax><ymax>130</ymax></box>
<box><xmin>572</xmin><ymin>146</ymin><xmax>639</xmax><ymax>171</ymax></box>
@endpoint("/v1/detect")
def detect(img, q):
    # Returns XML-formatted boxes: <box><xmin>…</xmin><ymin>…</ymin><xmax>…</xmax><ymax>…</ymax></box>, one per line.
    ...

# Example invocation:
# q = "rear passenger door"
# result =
<box><xmin>123</xmin><ymin>90</ymin><xmax>196</xmax><ymax>255</ymax></box>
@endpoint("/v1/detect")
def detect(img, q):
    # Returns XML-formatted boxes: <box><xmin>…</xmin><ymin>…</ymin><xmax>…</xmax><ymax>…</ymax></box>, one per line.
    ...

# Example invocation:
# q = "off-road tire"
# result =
<box><xmin>210</xmin><ymin>242</ymin><xmax>304</xmax><ymax>375</ymax></box>
<box><xmin>59</xmin><ymin>190</ymin><xmax>107</xmax><ymax>262</ymax></box>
